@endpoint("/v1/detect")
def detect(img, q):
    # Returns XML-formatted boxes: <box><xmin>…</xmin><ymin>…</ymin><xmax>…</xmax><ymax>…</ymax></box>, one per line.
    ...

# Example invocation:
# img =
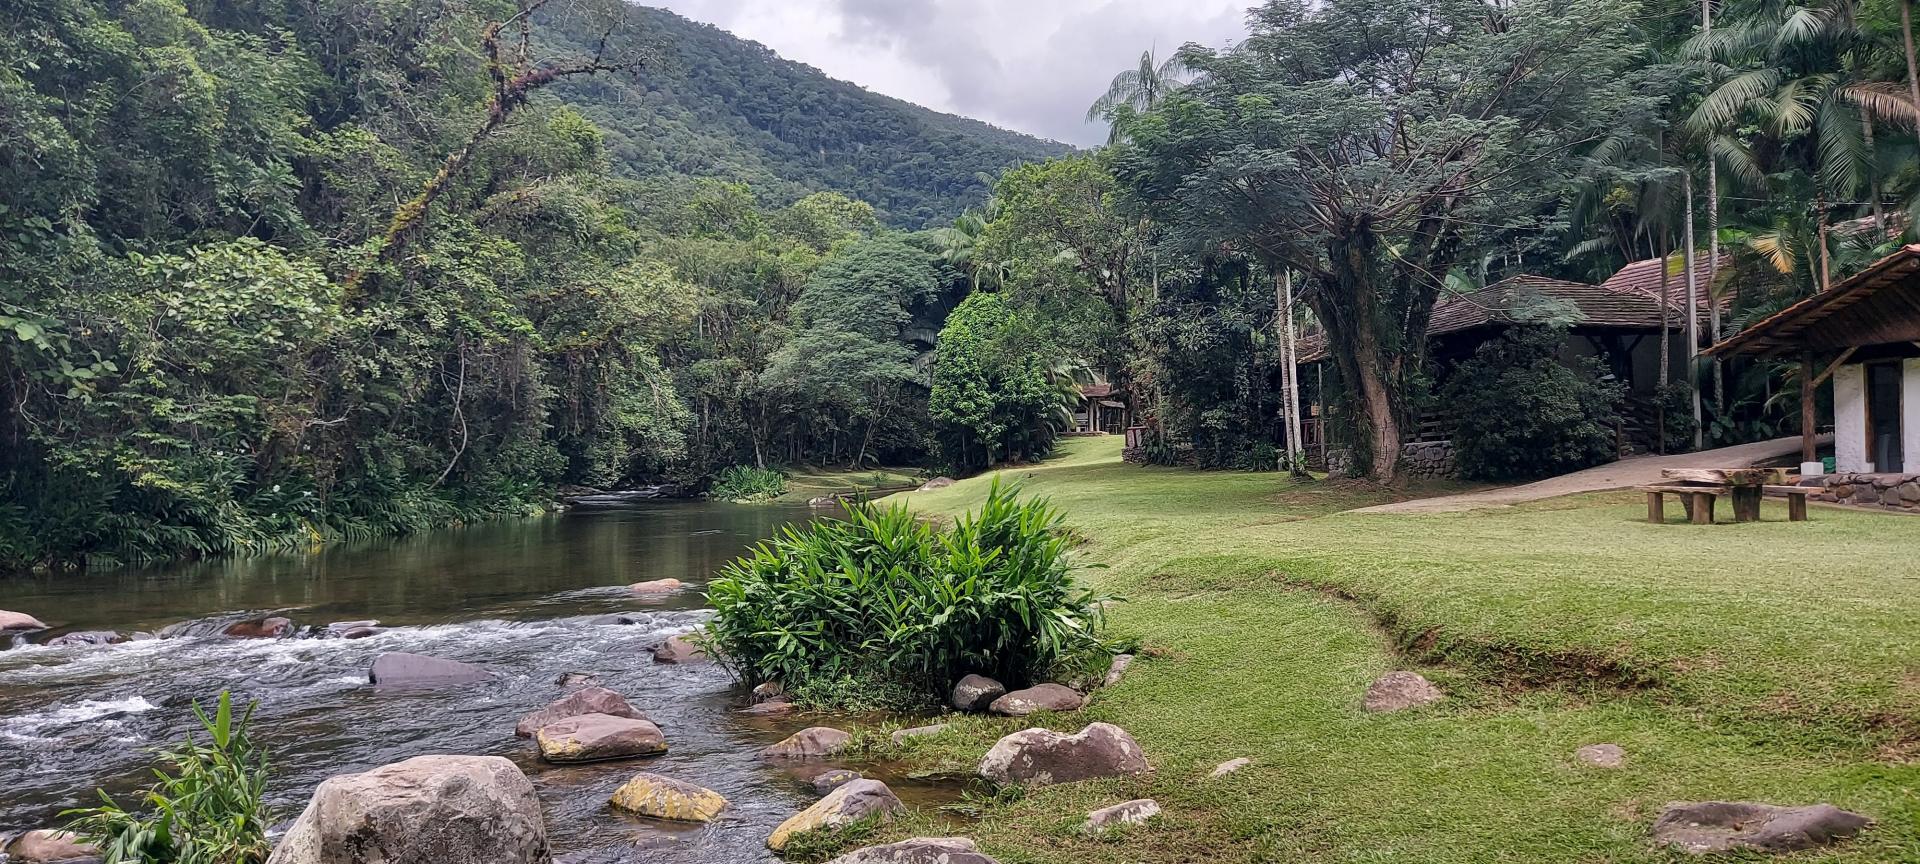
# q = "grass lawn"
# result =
<box><xmin>776</xmin><ymin>465</ymin><xmax>924</xmax><ymax>504</ymax></box>
<box><xmin>855</xmin><ymin>436</ymin><xmax>1920</xmax><ymax>864</ymax></box>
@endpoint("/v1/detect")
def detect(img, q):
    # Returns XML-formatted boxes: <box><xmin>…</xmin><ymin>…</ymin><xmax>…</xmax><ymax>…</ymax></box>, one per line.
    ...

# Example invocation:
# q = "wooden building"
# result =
<box><xmin>1706</xmin><ymin>244</ymin><xmax>1920</xmax><ymax>473</ymax></box>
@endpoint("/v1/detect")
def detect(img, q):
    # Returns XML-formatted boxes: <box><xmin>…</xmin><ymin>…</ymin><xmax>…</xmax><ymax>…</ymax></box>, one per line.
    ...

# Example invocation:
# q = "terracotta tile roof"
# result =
<box><xmin>1079</xmin><ymin>383</ymin><xmax>1116</xmax><ymax>398</ymax></box>
<box><xmin>1597</xmin><ymin>253</ymin><xmax>1730</xmax><ymax>314</ymax></box>
<box><xmin>1295</xmin><ymin>273</ymin><xmax>1675</xmax><ymax>362</ymax></box>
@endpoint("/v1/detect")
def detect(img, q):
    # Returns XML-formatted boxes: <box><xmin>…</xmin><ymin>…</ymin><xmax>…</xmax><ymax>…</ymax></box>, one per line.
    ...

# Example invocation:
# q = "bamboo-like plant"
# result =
<box><xmin>63</xmin><ymin>692</ymin><xmax>274</xmax><ymax>864</ymax></box>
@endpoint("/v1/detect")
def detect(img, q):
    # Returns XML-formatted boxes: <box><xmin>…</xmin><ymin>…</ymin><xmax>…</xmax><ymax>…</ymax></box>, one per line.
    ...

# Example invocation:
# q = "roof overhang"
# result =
<box><xmin>1705</xmin><ymin>244</ymin><xmax>1920</xmax><ymax>358</ymax></box>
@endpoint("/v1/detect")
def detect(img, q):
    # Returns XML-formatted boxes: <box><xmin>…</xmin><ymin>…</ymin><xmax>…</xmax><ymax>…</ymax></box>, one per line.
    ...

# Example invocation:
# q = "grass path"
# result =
<box><xmin>860</xmin><ymin>437</ymin><xmax>1920</xmax><ymax>864</ymax></box>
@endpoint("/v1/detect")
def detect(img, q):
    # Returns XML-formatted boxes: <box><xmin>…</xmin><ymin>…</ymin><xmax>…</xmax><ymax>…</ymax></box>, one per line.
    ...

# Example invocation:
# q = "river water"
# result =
<box><xmin>0</xmin><ymin>503</ymin><xmax>957</xmax><ymax>862</ymax></box>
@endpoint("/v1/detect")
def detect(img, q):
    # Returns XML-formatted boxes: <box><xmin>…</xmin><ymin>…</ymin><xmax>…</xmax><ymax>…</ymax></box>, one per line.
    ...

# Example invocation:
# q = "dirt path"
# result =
<box><xmin>1349</xmin><ymin>435</ymin><xmax>1826</xmax><ymax>514</ymax></box>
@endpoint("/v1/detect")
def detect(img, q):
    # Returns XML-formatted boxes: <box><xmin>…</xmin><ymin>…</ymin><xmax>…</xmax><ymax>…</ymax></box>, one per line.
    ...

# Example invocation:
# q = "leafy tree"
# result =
<box><xmin>931</xmin><ymin>293</ymin><xmax>1079</xmax><ymax>471</ymax></box>
<box><xmin>1112</xmin><ymin>0</ymin><xmax>1657</xmax><ymax>480</ymax></box>
<box><xmin>1445</xmin><ymin>327</ymin><xmax>1625</xmax><ymax>481</ymax></box>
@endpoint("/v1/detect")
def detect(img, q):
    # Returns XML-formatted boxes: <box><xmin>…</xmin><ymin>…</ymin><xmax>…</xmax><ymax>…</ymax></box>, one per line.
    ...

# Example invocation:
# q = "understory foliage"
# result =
<box><xmin>703</xmin><ymin>481</ymin><xmax>1111</xmax><ymax>708</ymax></box>
<box><xmin>929</xmin><ymin>293</ymin><xmax>1084</xmax><ymax>472</ymax></box>
<box><xmin>64</xmin><ymin>693</ymin><xmax>272</xmax><ymax>864</ymax></box>
<box><xmin>1444</xmin><ymin>327</ymin><xmax>1625</xmax><ymax>481</ymax></box>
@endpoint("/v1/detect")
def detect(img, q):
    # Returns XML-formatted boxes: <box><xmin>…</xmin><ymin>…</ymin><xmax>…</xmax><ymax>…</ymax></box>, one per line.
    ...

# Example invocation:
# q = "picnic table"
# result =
<box><xmin>1639</xmin><ymin>468</ymin><xmax>1809</xmax><ymax>524</ymax></box>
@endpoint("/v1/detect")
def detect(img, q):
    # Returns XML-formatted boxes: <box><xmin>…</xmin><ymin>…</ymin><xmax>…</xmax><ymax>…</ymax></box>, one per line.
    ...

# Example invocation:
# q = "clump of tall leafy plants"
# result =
<box><xmin>704</xmin><ymin>480</ymin><xmax>1111</xmax><ymax>708</ymax></box>
<box><xmin>1444</xmin><ymin>326</ymin><xmax>1624</xmax><ymax>481</ymax></box>
<box><xmin>708</xmin><ymin>466</ymin><xmax>791</xmax><ymax>503</ymax></box>
<box><xmin>64</xmin><ymin>693</ymin><xmax>273</xmax><ymax>864</ymax></box>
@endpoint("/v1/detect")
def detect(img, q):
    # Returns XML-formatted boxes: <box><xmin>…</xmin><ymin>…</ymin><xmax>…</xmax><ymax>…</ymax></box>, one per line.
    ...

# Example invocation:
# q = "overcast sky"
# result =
<box><xmin>651</xmin><ymin>0</ymin><xmax>1249</xmax><ymax>147</ymax></box>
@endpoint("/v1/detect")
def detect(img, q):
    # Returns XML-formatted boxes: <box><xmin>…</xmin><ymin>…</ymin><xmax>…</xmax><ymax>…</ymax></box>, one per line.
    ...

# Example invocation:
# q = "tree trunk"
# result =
<box><xmin>1904</xmin><ymin>0</ymin><xmax>1920</xmax><ymax>131</ymax></box>
<box><xmin>1684</xmin><ymin>173</ymin><xmax>1702</xmax><ymax>450</ymax></box>
<box><xmin>1280</xmin><ymin>270</ymin><xmax>1307</xmax><ymax>475</ymax></box>
<box><xmin>1656</xmin><ymin>234</ymin><xmax>1672</xmax><ymax>456</ymax></box>
<box><xmin>1316</xmin><ymin>229</ymin><xmax>1402</xmax><ymax>482</ymax></box>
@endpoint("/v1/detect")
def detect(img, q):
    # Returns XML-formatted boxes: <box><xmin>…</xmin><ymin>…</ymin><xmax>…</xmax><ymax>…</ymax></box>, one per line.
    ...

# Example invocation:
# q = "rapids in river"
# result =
<box><xmin>0</xmin><ymin>503</ymin><xmax>959</xmax><ymax>862</ymax></box>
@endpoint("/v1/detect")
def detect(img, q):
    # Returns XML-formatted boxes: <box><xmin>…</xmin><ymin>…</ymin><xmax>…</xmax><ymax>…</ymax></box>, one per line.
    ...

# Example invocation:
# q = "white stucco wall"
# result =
<box><xmin>1833</xmin><ymin>363</ymin><xmax>1868</xmax><ymax>472</ymax></box>
<box><xmin>1905</xmin><ymin>359</ymin><xmax>1920</xmax><ymax>473</ymax></box>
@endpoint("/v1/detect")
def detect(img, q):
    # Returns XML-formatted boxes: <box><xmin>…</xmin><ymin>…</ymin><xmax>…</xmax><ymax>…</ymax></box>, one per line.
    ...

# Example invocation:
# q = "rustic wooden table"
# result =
<box><xmin>1659</xmin><ymin>468</ymin><xmax>1786</xmax><ymax>523</ymax></box>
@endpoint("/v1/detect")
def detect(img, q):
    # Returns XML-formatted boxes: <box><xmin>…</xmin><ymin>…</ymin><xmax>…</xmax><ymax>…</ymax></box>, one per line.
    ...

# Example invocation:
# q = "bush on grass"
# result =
<box><xmin>1444</xmin><ymin>326</ymin><xmax>1624</xmax><ymax>481</ymax></box>
<box><xmin>709</xmin><ymin>465</ymin><xmax>790</xmax><ymax>502</ymax></box>
<box><xmin>64</xmin><ymin>692</ymin><xmax>273</xmax><ymax>864</ymax></box>
<box><xmin>704</xmin><ymin>480</ymin><xmax>1111</xmax><ymax>708</ymax></box>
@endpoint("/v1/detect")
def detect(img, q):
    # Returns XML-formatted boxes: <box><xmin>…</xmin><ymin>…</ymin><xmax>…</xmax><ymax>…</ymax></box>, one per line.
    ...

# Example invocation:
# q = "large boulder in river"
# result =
<box><xmin>514</xmin><ymin>687</ymin><xmax>649</xmax><ymax>738</ymax></box>
<box><xmin>761</xmin><ymin>726</ymin><xmax>851</xmax><ymax>759</ymax></box>
<box><xmin>978</xmin><ymin>723</ymin><xmax>1148</xmax><ymax>788</ymax></box>
<box><xmin>225</xmin><ymin>617</ymin><xmax>294</xmax><ymax>639</ymax></box>
<box><xmin>4</xmin><ymin>829</ymin><xmax>100</xmax><ymax>863</ymax></box>
<box><xmin>609</xmin><ymin>773</ymin><xmax>729</xmax><ymax>823</ymax></box>
<box><xmin>0</xmin><ymin>610</ymin><xmax>49</xmax><ymax>632</ymax></box>
<box><xmin>630</xmin><ymin>578</ymin><xmax>683</xmax><ymax>594</ymax></box>
<box><xmin>827</xmin><ymin>838</ymin><xmax>999</xmax><ymax>864</ymax></box>
<box><xmin>1362</xmin><ymin>671</ymin><xmax>1444</xmax><ymax>713</ymax></box>
<box><xmin>950</xmin><ymin>674</ymin><xmax>1006</xmax><ymax>712</ymax></box>
<box><xmin>989</xmin><ymin>683</ymin><xmax>1084</xmax><ymax>716</ymax></box>
<box><xmin>534</xmin><ymin>713</ymin><xmax>667</xmax><ymax>763</ymax></box>
<box><xmin>266</xmin><ymin>755</ymin><xmax>550</xmax><ymax>864</ymax></box>
<box><xmin>1652</xmin><ymin>801</ymin><xmax>1871</xmax><ymax>854</ymax></box>
<box><xmin>767</xmin><ymin>779</ymin><xmax>904</xmax><ymax>851</ymax></box>
<box><xmin>46</xmin><ymin>630</ymin><xmax>121</xmax><ymax>647</ymax></box>
<box><xmin>369</xmin><ymin>652</ymin><xmax>495</xmax><ymax>689</ymax></box>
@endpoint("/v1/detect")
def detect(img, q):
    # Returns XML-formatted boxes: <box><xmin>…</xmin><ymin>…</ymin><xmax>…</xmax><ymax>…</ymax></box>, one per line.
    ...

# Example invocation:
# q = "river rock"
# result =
<box><xmin>46</xmin><ymin>630</ymin><xmax>121</xmax><ymax>647</ymax></box>
<box><xmin>225</xmin><ymin>617</ymin><xmax>294</xmax><ymax>639</ymax></box>
<box><xmin>4</xmin><ymin>829</ymin><xmax>100</xmax><ymax>863</ymax></box>
<box><xmin>1084</xmin><ymin>799</ymin><xmax>1161</xmax><ymax>834</ymax></box>
<box><xmin>1102</xmin><ymin>653</ymin><xmax>1135</xmax><ymax>688</ymax></box>
<box><xmin>555</xmin><ymin>672</ymin><xmax>599</xmax><ymax>689</ymax></box>
<box><xmin>989</xmin><ymin>683</ymin><xmax>1084</xmax><ymax>716</ymax></box>
<box><xmin>810</xmin><ymin>768</ymin><xmax>862</xmax><ymax>795</ymax></box>
<box><xmin>590</xmin><ymin>613</ymin><xmax>648</xmax><ymax>626</ymax></box>
<box><xmin>752</xmin><ymin>681</ymin><xmax>786</xmax><ymax>703</ymax></box>
<box><xmin>741</xmin><ymin>699</ymin><xmax>796</xmax><ymax>717</ymax></box>
<box><xmin>515</xmin><ymin>687</ymin><xmax>650</xmax><ymax>738</ymax></box>
<box><xmin>767</xmin><ymin>779</ymin><xmax>904</xmax><ymax>851</ymax></box>
<box><xmin>762</xmin><ymin>726</ymin><xmax>851</xmax><ymax>759</ymax></box>
<box><xmin>324</xmin><ymin>620</ymin><xmax>379</xmax><ymax>637</ymax></box>
<box><xmin>534</xmin><ymin>713</ymin><xmax>668</xmax><ymax>763</ymax></box>
<box><xmin>266</xmin><ymin>755</ymin><xmax>550</xmax><ymax>864</ymax></box>
<box><xmin>1209</xmin><ymin>757</ymin><xmax>1252</xmax><ymax>778</ymax></box>
<box><xmin>1652</xmin><ymin>801</ymin><xmax>1871</xmax><ymax>854</ymax></box>
<box><xmin>0</xmin><ymin>610</ymin><xmax>48</xmax><ymax>632</ymax></box>
<box><xmin>978</xmin><ymin>723</ymin><xmax>1149</xmax><ymax>787</ymax></box>
<box><xmin>1574</xmin><ymin>743</ymin><xmax>1626</xmax><ymax>768</ymax></box>
<box><xmin>890</xmin><ymin>723</ymin><xmax>950</xmax><ymax>745</ymax></box>
<box><xmin>950</xmin><ymin>674</ymin><xmax>1006</xmax><ymax>712</ymax></box>
<box><xmin>609</xmin><ymin>773</ymin><xmax>728</xmax><ymax>823</ymax></box>
<box><xmin>369</xmin><ymin>652</ymin><xmax>496</xmax><ymax>688</ymax></box>
<box><xmin>630</xmin><ymin>579</ymin><xmax>683</xmax><ymax>594</ymax></box>
<box><xmin>652</xmin><ymin>634</ymin><xmax>708</xmax><ymax>664</ymax></box>
<box><xmin>1362</xmin><ymin>671</ymin><xmax>1444</xmax><ymax>713</ymax></box>
<box><xmin>826</xmin><ymin>837</ymin><xmax>999</xmax><ymax>864</ymax></box>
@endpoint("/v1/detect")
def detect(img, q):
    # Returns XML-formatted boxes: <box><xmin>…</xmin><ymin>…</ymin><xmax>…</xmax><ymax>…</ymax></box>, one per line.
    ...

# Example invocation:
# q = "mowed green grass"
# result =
<box><xmin>866</xmin><ymin>436</ymin><xmax>1920</xmax><ymax>864</ymax></box>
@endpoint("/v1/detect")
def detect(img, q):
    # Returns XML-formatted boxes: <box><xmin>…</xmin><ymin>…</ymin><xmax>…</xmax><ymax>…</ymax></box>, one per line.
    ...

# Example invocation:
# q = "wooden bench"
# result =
<box><xmin>1763</xmin><ymin>485</ymin><xmax>1814</xmax><ymax>522</ymax></box>
<box><xmin>1640</xmin><ymin>485</ymin><xmax>1723</xmax><ymax>524</ymax></box>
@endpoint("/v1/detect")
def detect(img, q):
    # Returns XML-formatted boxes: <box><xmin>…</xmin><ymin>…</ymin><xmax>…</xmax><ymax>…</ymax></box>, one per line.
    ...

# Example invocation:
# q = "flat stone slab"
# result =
<box><xmin>1209</xmin><ymin>757</ymin><xmax>1251</xmax><ymax>778</ymax></box>
<box><xmin>515</xmin><ymin>687</ymin><xmax>649</xmax><ymax>738</ymax></box>
<box><xmin>535</xmin><ymin>713</ymin><xmax>667</xmax><ymax>763</ymax></box>
<box><xmin>1084</xmin><ymin>798</ymin><xmax>1161</xmax><ymax>834</ymax></box>
<box><xmin>609</xmin><ymin>773</ymin><xmax>728</xmax><ymax>823</ymax></box>
<box><xmin>369</xmin><ymin>652</ymin><xmax>496</xmax><ymax>689</ymax></box>
<box><xmin>1652</xmin><ymin>801</ymin><xmax>1871</xmax><ymax>854</ymax></box>
<box><xmin>827</xmin><ymin>837</ymin><xmax>999</xmax><ymax>864</ymax></box>
<box><xmin>890</xmin><ymin>723</ymin><xmax>950</xmax><ymax>745</ymax></box>
<box><xmin>1574</xmin><ymin>743</ymin><xmax>1626</xmax><ymax>768</ymax></box>
<box><xmin>989</xmin><ymin>683</ymin><xmax>1084</xmax><ymax>716</ymax></box>
<box><xmin>1362</xmin><ymin>671</ymin><xmax>1443</xmax><ymax>712</ymax></box>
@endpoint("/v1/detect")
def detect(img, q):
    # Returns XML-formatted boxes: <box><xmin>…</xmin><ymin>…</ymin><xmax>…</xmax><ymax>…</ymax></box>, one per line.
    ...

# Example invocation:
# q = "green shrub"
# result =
<box><xmin>709</xmin><ymin>465</ymin><xmax>790</xmax><ymax>502</ymax></box>
<box><xmin>64</xmin><ymin>693</ymin><xmax>273</xmax><ymax>864</ymax></box>
<box><xmin>1444</xmin><ymin>326</ymin><xmax>1625</xmax><ymax>481</ymax></box>
<box><xmin>703</xmin><ymin>480</ymin><xmax>1111</xmax><ymax>707</ymax></box>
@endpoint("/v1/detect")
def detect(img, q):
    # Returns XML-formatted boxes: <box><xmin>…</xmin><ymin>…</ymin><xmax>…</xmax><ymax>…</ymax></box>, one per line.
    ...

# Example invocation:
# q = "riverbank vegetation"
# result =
<box><xmin>704</xmin><ymin>482</ymin><xmax>1112</xmax><ymax>710</ymax></box>
<box><xmin>868</xmin><ymin>437</ymin><xmax>1920</xmax><ymax>862</ymax></box>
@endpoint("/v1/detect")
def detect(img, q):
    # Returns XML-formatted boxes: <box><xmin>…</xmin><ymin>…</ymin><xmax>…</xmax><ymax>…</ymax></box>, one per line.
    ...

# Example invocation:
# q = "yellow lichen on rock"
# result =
<box><xmin>610</xmin><ymin>773</ymin><xmax>729</xmax><ymax>823</ymax></box>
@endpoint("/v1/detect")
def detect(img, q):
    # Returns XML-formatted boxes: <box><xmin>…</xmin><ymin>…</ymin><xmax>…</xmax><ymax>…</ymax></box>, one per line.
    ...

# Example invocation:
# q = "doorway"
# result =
<box><xmin>1867</xmin><ymin>362</ymin><xmax>1904</xmax><ymax>472</ymax></box>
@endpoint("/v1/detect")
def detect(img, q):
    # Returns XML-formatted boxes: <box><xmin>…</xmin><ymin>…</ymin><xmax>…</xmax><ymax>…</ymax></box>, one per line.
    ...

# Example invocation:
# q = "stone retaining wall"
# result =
<box><xmin>1812</xmin><ymin>473</ymin><xmax>1920</xmax><ymax>512</ymax></box>
<box><xmin>1327</xmin><ymin>441</ymin><xmax>1457</xmax><ymax>480</ymax></box>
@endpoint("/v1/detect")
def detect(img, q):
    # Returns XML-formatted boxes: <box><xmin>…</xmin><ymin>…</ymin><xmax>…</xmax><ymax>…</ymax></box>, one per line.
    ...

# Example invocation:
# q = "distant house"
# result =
<box><xmin>1075</xmin><ymin>382</ymin><xmax>1131</xmax><ymax>435</ymax></box>
<box><xmin>1708</xmin><ymin>243</ymin><xmax>1920</xmax><ymax>480</ymax></box>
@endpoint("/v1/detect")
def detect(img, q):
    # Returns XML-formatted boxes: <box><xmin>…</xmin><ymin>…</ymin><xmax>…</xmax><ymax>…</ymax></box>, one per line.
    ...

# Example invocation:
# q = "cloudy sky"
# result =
<box><xmin>651</xmin><ymin>0</ymin><xmax>1250</xmax><ymax>147</ymax></box>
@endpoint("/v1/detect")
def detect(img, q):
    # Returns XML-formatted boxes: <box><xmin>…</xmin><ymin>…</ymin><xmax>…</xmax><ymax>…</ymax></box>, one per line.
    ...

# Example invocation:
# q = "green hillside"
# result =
<box><xmin>548</xmin><ymin>5</ymin><xmax>1072</xmax><ymax>228</ymax></box>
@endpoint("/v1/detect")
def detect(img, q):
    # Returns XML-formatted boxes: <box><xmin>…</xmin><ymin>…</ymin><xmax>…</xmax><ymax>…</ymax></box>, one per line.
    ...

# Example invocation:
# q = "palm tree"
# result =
<box><xmin>1086</xmin><ymin>50</ymin><xmax>1188</xmax><ymax>143</ymax></box>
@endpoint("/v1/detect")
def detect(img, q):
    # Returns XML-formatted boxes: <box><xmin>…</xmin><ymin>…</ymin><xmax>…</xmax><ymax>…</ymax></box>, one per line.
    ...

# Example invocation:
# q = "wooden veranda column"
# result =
<box><xmin>1801</xmin><ymin>351</ymin><xmax>1817</xmax><ymax>464</ymax></box>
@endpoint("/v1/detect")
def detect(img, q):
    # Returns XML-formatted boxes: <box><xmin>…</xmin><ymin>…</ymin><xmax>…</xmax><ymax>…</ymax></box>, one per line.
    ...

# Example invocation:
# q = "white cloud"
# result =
<box><xmin>648</xmin><ymin>0</ymin><xmax>1248</xmax><ymax>146</ymax></box>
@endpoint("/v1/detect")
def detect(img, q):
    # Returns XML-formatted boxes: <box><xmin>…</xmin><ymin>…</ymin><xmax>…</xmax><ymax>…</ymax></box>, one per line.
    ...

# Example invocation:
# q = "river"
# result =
<box><xmin>0</xmin><ymin>503</ymin><xmax>957</xmax><ymax>862</ymax></box>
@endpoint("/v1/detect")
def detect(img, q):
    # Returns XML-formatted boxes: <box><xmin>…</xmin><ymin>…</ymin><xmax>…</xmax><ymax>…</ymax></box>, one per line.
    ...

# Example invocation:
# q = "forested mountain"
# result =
<box><xmin>547</xmin><ymin>6</ymin><xmax>1071</xmax><ymax>228</ymax></box>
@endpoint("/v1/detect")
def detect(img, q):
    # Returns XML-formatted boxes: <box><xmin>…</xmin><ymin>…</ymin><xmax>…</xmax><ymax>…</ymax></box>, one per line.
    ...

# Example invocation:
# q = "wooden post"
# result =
<box><xmin>1647</xmin><ymin>490</ymin><xmax>1666</xmax><ymax>524</ymax></box>
<box><xmin>1801</xmin><ymin>352</ymin><xmax>1817</xmax><ymax>464</ymax></box>
<box><xmin>1690</xmin><ymin>492</ymin><xmax>1717</xmax><ymax>525</ymax></box>
<box><xmin>1788</xmin><ymin>493</ymin><xmax>1808</xmax><ymax>522</ymax></box>
<box><xmin>1732</xmin><ymin>487</ymin><xmax>1762</xmax><ymax>522</ymax></box>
